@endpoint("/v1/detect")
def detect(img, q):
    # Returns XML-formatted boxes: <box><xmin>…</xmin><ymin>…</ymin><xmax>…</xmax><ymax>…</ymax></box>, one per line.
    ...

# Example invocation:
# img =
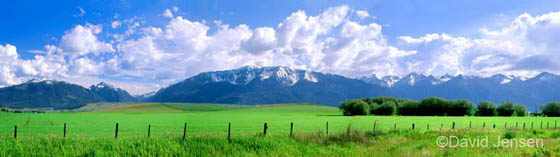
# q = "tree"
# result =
<box><xmin>476</xmin><ymin>101</ymin><xmax>496</xmax><ymax>116</ymax></box>
<box><xmin>367</xmin><ymin>102</ymin><xmax>379</xmax><ymax>115</ymax></box>
<box><xmin>418</xmin><ymin>97</ymin><xmax>448</xmax><ymax>116</ymax></box>
<box><xmin>372</xmin><ymin>101</ymin><xmax>396</xmax><ymax>115</ymax></box>
<box><xmin>542</xmin><ymin>102</ymin><xmax>560</xmax><ymax>117</ymax></box>
<box><xmin>397</xmin><ymin>100</ymin><xmax>420</xmax><ymax>116</ymax></box>
<box><xmin>339</xmin><ymin>99</ymin><xmax>369</xmax><ymax>116</ymax></box>
<box><xmin>497</xmin><ymin>102</ymin><xmax>515</xmax><ymax>116</ymax></box>
<box><xmin>448</xmin><ymin>99</ymin><xmax>474</xmax><ymax>116</ymax></box>
<box><xmin>361</xmin><ymin>96</ymin><xmax>403</xmax><ymax>107</ymax></box>
<box><xmin>513</xmin><ymin>104</ymin><xmax>527</xmax><ymax>117</ymax></box>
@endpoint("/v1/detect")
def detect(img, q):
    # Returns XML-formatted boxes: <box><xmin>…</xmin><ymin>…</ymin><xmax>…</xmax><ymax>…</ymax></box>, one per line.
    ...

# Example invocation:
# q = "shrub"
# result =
<box><xmin>497</xmin><ymin>102</ymin><xmax>515</xmax><ymax>116</ymax></box>
<box><xmin>504</xmin><ymin>131</ymin><xmax>516</xmax><ymax>139</ymax></box>
<box><xmin>361</xmin><ymin>96</ymin><xmax>404</xmax><ymax>107</ymax></box>
<box><xmin>367</xmin><ymin>102</ymin><xmax>379</xmax><ymax>114</ymax></box>
<box><xmin>371</xmin><ymin>101</ymin><xmax>396</xmax><ymax>115</ymax></box>
<box><xmin>513</xmin><ymin>104</ymin><xmax>527</xmax><ymax>117</ymax></box>
<box><xmin>476</xmin><ymin>101</ymin><xmax>496</xmax><ymax>116</ymax></box>
<box><xmin>339</xmin><ymin>100</ymin><xmax>370</xmax><ymax>116</ymax></box>
<box><xmin>418</xmin><ymin>97</ymin><xmax>448</xmax><ymax>116</ymax></box>
<box><xmin>530</xmin><ymin>111</ymin><xmax>540</xmax><ymax>117</ymax></box>
<box><xmin>397</xmin><ymin>100</ymin><xmax>419</xmax><ymax>116</ymax></box>
<box><xmin>448</xmin><ymin>99</ymin><xmax>474</xmax><ymax>116</ymax></box>
<box><xmin>542</xmin><ymin>102</ymin><xmax>560</xmax><ymax>117</ymax></box>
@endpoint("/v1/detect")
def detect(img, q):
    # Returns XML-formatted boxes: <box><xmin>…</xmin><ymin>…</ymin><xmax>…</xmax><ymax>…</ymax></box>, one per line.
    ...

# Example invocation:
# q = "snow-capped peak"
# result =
<box><xmin>438</xmin><ymin>73</ymin><xmax>453</xmax><ymax>82</ymax></box>
<box><xmin>359</xmin><ymin>74</ymin><xmax>382</xmax><ymax>85</ymax></box>
<box><xmin>488</xmin><ymin>74</ymin><xmax>516</xmax><ymax>84</ymax></box>
<box><xmin>26</xmin><ymin>78</ymin><xmax>55</xmax><ymax>84</ymax></box>
<box><xmin>535</xmin><ymin>72</ymin><xmax>557</xmax><ymax>81</ymax></box>
<box><xmin>274</xmin><ymin>67</ymin><xmax>299</xmax><ymax>85</ymax></box>
<box><xmin>203</xmin><ymin>66</ymin><xmax>318</xmax><ymax>86</ymax></box>
<box><xmin>381</xmin><ymin>76</ymin><xmax>401</xmax><ymax>87</ymax></box>
<box><xmin>93</xmin><ymin>81</ymin><xmax>115</xmax><ymax>89</ymax></box>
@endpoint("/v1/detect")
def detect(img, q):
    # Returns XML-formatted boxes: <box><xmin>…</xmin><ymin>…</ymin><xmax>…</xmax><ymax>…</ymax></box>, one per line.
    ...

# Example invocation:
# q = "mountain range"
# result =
<box><xmin>0</xmin><ymin>79</ymin><xmax>135</xmax><ymax>109</ymax></box>
<box><xmin>149</xmin><ymin>66</ymin><xmax>560</xmax><ymax>111</ymax></box>
<box><xmin>1</xmin><ymin>66</ymin><xmax>559</xmax><ymax>110</ymax></box>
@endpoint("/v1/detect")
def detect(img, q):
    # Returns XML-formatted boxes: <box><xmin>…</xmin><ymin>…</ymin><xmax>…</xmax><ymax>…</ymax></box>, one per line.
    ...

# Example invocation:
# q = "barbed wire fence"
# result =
<box><xmin>1</xmin><ymin>119</ymin><xmax>559</xmax><ymax>139</ymax></box>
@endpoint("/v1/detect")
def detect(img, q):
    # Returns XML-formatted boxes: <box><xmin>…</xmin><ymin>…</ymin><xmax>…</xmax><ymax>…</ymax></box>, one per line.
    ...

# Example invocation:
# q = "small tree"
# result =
<box><xmin>368</xmin><ymin>102</ymin><xmax>379</xmax><ymax>115</ymax></box>
<box><xmin>397</xmin><ymin>100</ymin><xmax>419</xmax><ymax>116</ymax></box>
<box><xmin>542</xmin><ymin>102</ymin><xmax>560</xmax><ymax>117</ymax></box>
<box><xmin>372</xmin><ymin>101</ymin><xmax>396</xmax><ymax>115</ymax></box>
<box><xmin>476</xmin><ymin>101</ymin><xmax>496</xmax><ymax>116</ymax></box>
<box><xmin>513</xmin><ymin>104</ymin><xmax>527</xmax><ymax>117</ymax></box>
<box><xmin>418</xmin><ymin>97</ymin><xmax>448</xmax><ymax>116</ymax></box>
<box><xmin>497</xmin><ymin>102</ymin><xmax>515</xmax><ymax>116</ymax></box>
<box><xmin>339</xmin><ymin>99</ymin><xmax>369</xmax><ymax>116</ymax></box>
<box><xmin>448</xmin><ymin>99</ymin><xmax>474</xmax><ymax>116</ymax></box>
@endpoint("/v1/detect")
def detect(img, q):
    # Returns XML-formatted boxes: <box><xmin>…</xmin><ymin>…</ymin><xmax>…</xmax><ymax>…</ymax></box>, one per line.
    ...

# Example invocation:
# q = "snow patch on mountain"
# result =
<box><xmin>202</xmin><ymin>66</ymin><xmax>319</xmax><ymax>86</ymax></box>
<box><xmin>304</xmin><ymin>70</ymin><xmax>318</xmax><ymax>83</ymax></box>
<box><xmin>381</xmin><ymin>76</ymin><xmax>401</xmax><ymax>87</ymax></box>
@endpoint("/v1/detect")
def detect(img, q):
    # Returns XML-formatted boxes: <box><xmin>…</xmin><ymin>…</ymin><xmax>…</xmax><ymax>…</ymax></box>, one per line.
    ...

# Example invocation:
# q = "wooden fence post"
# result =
<box><xmin>148</xmin><ymin>124</ymin><xmax>151</xmax><ymax>138</ymax></box>
<box><xmin>14</xmin><ymin>125</ymin><xmax>17</xmax><ymax>139</ymax></box>
<box><xmin>115</xmin><ymin>123</ymin><xmax>119</xmax><ymax>139</ymax></box>
<box><xmin>263</xmin><ymin>123</ymin><xmax>268</xmax><ymax>136</ymax></box>
<box><xmin>64</xmin><ymin>123</ymin><xmax>67</xmax><ymax>138</ymax></box>
<box><xmin>493</xmin><ymin>124</ymin><xmax>496</xmax><ymax>129</ymax></box>
<box><xmin>290</xmin><ymin>122</ymin><xmax>293</xmax><ymax>137</ymax></box>
<box><xmin>290</xmin><ymin>122</ymin><xmax>294</xmax><ymax>137</ymax></box>
<box><xmin>505</xmin><ymin>122</ymin><xmax>507</xmax><ymax>128</ymax></box>
<box><xmin>183</xmin><ymin>123</ymin><xmax>187</xmax><ymax>140</ymax></box>
<box><xmin>452</xmin><ymin>122</ymin><xmax>455</xmax><ymax>129</ymax></box>
<box><xmin>373</xmin><ymin>121</ymin><xmax>377</xmax><ymax>132</ymax></box>
<box><xmin>326</xmin><ymin>122</ymin><xmax>329</xmax><ymax>137</ymax></box>
<box><xmin>228</xmin><ymin>122</ymin><xmax>231</xmax><ymax>142</ymax></box>
<box><xmin>427</xmin><ymin>124</ymin><xmax>430</xmax><ymax>130</ymax></box>
<box><xmin>440</xmin><ymin>123</ymin><xmax>443</xmax><ymax>130</ymax></box>
<box><xmin>483</xmin><ymin>122</ymin><xmax>486</xmax><ymax>128</ymax></box>
<box><xmin>394</xmin><ymin>123</ymin><xmax>397</xmax><ymax>130</ymax></box>
<box><xmin>469</xmin><ymin>121</ymin><xmax>472</xmax><ymax>128</ymax></box>
<box><xmin>412</xmin><ymin>123</ymin><xmax>415</xmax><ymax>130</ymax></box>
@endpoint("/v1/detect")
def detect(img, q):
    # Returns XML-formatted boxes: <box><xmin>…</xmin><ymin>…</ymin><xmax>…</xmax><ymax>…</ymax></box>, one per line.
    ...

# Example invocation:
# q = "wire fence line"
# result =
<box><xmin>1</xmin><ymin>120</ymin><xmax>560</xmax><ymax>139</ymax></box>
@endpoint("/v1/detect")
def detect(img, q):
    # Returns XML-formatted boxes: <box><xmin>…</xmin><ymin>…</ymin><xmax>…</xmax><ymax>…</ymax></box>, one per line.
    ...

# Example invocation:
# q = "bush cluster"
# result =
<box><xmin>475</xmin><ymin>101</ymin><xmax>527</xmax><ymax>117</ymax></box>
<box><xmin>339</xmin><ymin>99</ymin><xmax>369</xmax><ymax>116</ymax></box>
<box><xmin>340</xmin><ymin>96</ymin><xmax>530</xmax><ymax>117</ymax></box>
<box><xmin>542</xmin><ymin>102</ymin><xmax>560</xmax><ymax>117</ymax></box>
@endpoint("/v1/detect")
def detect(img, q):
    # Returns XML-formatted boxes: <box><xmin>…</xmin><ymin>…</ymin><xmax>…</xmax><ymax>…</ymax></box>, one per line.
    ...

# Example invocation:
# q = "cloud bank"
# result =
<box><xmin>1</xmin><ymin>6</ymin><xmax>560</xmax><ymax>94</ymax></box>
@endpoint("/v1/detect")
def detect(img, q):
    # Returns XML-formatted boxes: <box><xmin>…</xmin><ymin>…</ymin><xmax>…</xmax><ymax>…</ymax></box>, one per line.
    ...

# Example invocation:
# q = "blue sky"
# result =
<box><xmin>5</xmin><ymin>0</ymin><xmax>560</xmax><ymax>58</ymax></box>
<box><xmin>1</xmin><ymin>0</ymin><xmax>560</xmax><ymax>94</ymax></box>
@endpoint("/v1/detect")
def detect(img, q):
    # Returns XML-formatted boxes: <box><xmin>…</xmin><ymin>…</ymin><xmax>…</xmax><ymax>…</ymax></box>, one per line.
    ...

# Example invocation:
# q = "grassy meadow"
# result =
<box><xmin>2</xmin><ymin>103</ymin><xmax>560</xmax><ymax>156</ymax></box>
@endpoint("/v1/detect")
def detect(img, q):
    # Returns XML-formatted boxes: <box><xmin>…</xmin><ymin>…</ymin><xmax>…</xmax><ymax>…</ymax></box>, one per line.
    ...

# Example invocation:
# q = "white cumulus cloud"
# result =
<box><xmin>4</xmin><ymin>6</ymin><xmax>560</xmax><ymax>94</ymax></box>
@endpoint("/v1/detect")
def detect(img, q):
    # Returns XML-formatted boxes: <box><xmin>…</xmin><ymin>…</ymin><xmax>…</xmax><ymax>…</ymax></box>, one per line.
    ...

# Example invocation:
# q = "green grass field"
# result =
<box><xmin>2</xmin><ymin>103</ymin><xmax>560</xmax><ymax>156</ymax></box>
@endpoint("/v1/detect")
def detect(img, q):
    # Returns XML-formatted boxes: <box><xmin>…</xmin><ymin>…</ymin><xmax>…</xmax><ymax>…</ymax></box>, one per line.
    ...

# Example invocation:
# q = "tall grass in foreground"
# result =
<box><xmin>1</xmin><ymin>129</ymin><xmax>560</xmax><ymax>156</ymax></box>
